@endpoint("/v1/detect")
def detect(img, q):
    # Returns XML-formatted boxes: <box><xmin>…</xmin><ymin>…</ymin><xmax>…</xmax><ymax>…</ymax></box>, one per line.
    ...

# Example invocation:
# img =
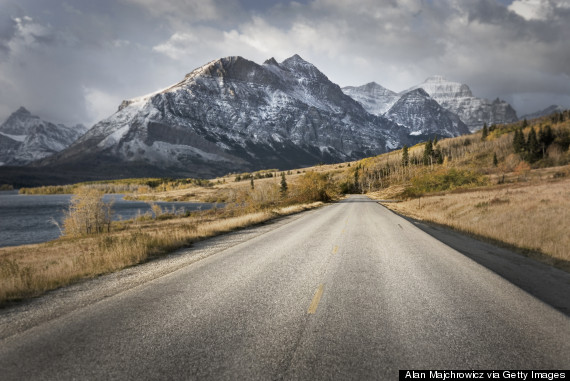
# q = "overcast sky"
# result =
<box><xmin>0</xmin><ymin>0</ymin><xmax>569</xmax><ymax>127</ymax></box>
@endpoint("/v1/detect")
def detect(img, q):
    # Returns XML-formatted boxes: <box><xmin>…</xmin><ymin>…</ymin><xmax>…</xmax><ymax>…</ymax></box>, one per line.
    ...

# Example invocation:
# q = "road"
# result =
<box><xmin>1</xmin><ymin>195</ymin><xmax>569</xmax><ymax>379</ymax></box>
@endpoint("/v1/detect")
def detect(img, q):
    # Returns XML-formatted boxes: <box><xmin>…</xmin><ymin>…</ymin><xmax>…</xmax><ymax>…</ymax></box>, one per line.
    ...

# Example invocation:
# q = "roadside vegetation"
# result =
<box><xmin>18</xmin><ymin>177</ymin><xmax>214</xmax><ymax>195</ymax></box>
<box><xmin>0</xmin><ymin>171</ymin><xmax>337</xmax><ymax>304</ymax></box>
<box><xmin>361</xmin><ymin>110</ymin><xmax>570</xmax><ymax>271</ymax></box>
<box><xmin>2</xmin><ymin>110</ymin><xmax>569</xmax><ymax>304</ymax></box>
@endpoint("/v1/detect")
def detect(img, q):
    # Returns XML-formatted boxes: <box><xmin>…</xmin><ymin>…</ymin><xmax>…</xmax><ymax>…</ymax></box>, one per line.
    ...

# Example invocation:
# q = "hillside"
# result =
<box><xmin>359</xmin><ymin>110</ymin><xmax>570</xmax><ymax>270</ymax></box>
<box><xmin>127</xmin><ymin>108</ymin><xmax>570</xmax><ymax>270</ymax></box>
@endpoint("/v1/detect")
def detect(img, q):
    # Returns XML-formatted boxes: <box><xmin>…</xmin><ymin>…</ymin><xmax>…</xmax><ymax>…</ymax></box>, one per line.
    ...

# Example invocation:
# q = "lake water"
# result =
<box><xmin>0</xmin><ymin>191</ymin><xmax>220</xmax><ymax>248</ymax></box>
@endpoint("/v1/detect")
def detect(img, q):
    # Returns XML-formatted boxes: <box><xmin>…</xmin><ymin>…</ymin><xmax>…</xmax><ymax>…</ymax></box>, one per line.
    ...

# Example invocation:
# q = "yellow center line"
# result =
<box><xmin>332</xmin><ymin>245</ymin><xmax>338</xmax><ymax>254</ymax></box>
<box><xmin>308</xmin><ymin>284</ymin><xmax>324</xmax><ymax>314</ymax></box>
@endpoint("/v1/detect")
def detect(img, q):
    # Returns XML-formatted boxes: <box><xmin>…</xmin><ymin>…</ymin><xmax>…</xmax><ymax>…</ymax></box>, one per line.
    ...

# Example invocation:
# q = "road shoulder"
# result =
<box><xmin>380</xmin><ymin>203</ymin><xmax>570</xmax><ymax>317</ymax></box>
<box><xmin>0</xmin><ymin>208</ymin><xmax>320</xmax><ymax>340</ymax></box>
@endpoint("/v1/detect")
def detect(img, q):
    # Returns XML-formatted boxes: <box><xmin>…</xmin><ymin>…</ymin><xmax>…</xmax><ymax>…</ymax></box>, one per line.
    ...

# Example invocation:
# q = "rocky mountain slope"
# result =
<box><xmin>341</xmin><ymin>82</ymin><xmax>399</xmax><ymax>116</ymax></box>
<box><xmin>520</xmin><ymin>105</ymin><xmax>564</xmax><ymax>121</ymax></box>
<box><xmin>343</xmin><ymin>76</ymin><xmax>518</xmax><ymax>133</ymax></box>
<box><xmin>0</xmin><ymin>107</ymin><xmax>87</xmax><ymax>166</ymax></box>
<box><xmin>384</xmin><ymin>89</ymin><xmax>469</xmax><ymax>138</ymax></box>
<box><xmin>38</xmin><ymin>55</ymin><xmax>412</xmax><ymax>179</ymax></box>
<box><xmin>408</xmin><ymin>75</ymin><xmax>518</xmax><ymax>131</ymax></box>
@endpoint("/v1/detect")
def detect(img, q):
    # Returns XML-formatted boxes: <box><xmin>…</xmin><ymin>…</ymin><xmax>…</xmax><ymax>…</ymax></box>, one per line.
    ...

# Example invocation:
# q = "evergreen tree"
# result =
<box><xmin>354</xmin><ymin>167</ymin><xmax>360</xmax><ymax>193</ymax></box>
<box><xmin>280</xmin><ymin>172</ymin><xmax>288</xmax><ymax>196</ymax></box>
<box><xmin>559</xmin><ymin>112</ymin><xmax>565</xmax><ymax>123</ymax></box>
<box><xmin>526</xmin><ymin>127</ymin><xmax>540</xmax><ymax>163</ymax></box>
<box><xmin>539</xmin><ymin>125</ymin><xmax>555</xmax><ymax>148</ymax></box>
<box><xmin>250</xmin><ymin>177</ymin><xmax>254</xmax><ymax>190</ymax></box>
<box><xmin>435</xmin><ymin>147</ymin><xmax>444</xmax><ymax>164</ymax></box>
<box><xmin>423</xmin><ymin>140</ymin><xmax>433</xmax><ymax>165</ymax></box>
<box><xmin>493</xmin><ymin>152</ymin><xmax>498</xmax><ymax>167</ymax></box>
<box><xmin>433</xmin><ymin>136</ymin><xmax>438</xmax><ymax>145</ymax></box>
<box><xmin>513</xmin><ymin>129</ymin><xmax>526</xmax><ymax>153</ymax></box>
<box><xmin>522</xmin><ymin>118</ymin><xmax>528</xmax><ymax>128</ymax></box>
<box><xmin>481</xmin><ymin>123</ymin><xmax>488</xmax><ymax>140</ymax></box>
<box><xmin>401</xmin><ymin>145</ymin><xmax>409</xmax><ymax>167</ymax></box>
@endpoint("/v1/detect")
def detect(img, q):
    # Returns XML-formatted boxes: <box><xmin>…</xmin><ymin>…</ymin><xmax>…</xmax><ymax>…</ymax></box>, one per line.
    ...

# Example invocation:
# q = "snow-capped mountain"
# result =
<box><xmin>409</xmin><ymin>75</ymin><xmax>518</xmax><ymax>132</ymax></box>
<box><xmin>384</xmin><ymin>89</ymin><xmax>469</xmax><ymax>138</ymax></box>
<box><xmin>344</xmin><ymin>76</ymin><xmax>519</xmax><ymax>134</ymax></box>
<box><xmin>342</xmin><ymin>81</ymin><xmax>471</xmax><ymax>138</ymax></box>
<box><xmin>0</xmin><ymin>107</ymin><xmax>87</xmax><ymax>166</ymax></box>
<box><xmin>341</xmin><ymin>82</ymin><xmax>399</xmax><ymax>116</ymax></box>
<box><xmin>520</xmin><ymin>105</ymin><xmax>564</xmax><ymax>121</ymax></box>
<box><xmin>39</xmin><ymin>55</ymin><xmax>407</xmax><ymax>179</ymax></box>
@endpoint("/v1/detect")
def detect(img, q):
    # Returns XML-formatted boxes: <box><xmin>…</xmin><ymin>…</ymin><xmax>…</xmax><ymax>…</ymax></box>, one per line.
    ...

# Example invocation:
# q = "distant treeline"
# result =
<box><xmin>233</xmin><ymin>169</ymin><xmax>287</xmax><ymax>182</ymax></box>
<box><xmin>19</xmin><ymin>177</ymin><xmax>213</xmax><ymax>195</ymax></box>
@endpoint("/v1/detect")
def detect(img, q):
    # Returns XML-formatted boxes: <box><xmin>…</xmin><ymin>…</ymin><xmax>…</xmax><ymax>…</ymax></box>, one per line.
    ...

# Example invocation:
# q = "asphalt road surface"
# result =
<box><xmin>1</xmin><ymin>195</ymin><xmax>569</xmax><ymax>380</ymax></box>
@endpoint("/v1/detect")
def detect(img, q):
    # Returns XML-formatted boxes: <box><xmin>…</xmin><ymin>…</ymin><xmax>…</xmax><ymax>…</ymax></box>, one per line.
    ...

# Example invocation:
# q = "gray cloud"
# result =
<box><xmin>0</xmin><ymin>0</ymin><xmax>568</xmax><ymax>127</ymax></box>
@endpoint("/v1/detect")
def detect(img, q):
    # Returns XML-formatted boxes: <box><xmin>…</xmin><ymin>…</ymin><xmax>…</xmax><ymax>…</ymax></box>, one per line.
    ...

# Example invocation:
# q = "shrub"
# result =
<box><xmin>292</xmin><ymin>171</ymin><xmax>339</xmax><ymax>202</ymax></box>
<box><xmin>63</xmin><ymin>187</ymin><xmax>113</xmax><ymax>236</ymax></box>
<box><xmin>404</xmin><ymin>168</ymin><xmax>487</xmax><ymax>197</ymax></box>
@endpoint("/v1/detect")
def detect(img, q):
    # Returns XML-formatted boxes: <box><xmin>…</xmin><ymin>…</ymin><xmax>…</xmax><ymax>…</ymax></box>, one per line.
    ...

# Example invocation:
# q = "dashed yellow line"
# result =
<box><xmin>308</xmin><ymin>284</ymin><xmax>324</xmax><ymax>314</ymax></box>
<box><xmin>332</xmin><ymin>245</ymin><xmax>338</xmax><ymax>254</ymax></box>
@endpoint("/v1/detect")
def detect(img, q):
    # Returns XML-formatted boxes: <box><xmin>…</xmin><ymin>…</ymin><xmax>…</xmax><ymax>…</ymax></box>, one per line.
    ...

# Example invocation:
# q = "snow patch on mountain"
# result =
<box><xmin>342</xmin><ymin>82</ymin><xmax>399</xmax><ymax>115</ymax></box>
<box><xmin>39</xmin><ymin>55</ymin><xmax>399</xmax><ymax>178</ymax></box>
<box><xmin>385</xmin><ymin>88</ymin><xmax>470</xmax><ymax>137</ymax></box>
<box><xmin>0</xmin><ymin>107</ymin><xmax>88</xmax><ymax>166</ymax></box>
<box><xmin>408</xmin><ymin>76</ymin><xmax>518</xmax><ymax>132</ymax></box>
<box><xmin>0</xmin><ymin>132</ymin><xmax>26</xmax><ymax>142</ymax></box>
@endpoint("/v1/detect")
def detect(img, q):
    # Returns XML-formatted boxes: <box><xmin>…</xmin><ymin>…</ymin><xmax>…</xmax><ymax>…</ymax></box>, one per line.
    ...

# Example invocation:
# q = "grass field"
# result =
<box><xmin>0</xmin><ymin>202</ymin><xmax>322</xmax><ymax>304</ymax></box>
<box><xmin>370</xmin><ymin>174</ymin><xmax>570</xmax><ymax>272</ymax></box>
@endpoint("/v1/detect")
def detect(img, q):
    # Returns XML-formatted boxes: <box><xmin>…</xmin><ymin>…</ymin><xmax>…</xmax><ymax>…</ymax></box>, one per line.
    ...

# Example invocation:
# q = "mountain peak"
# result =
<box><xmin>281</xmin><ymin>54</ymin><xmax>311</xmax><ymax>67</ymax></box>
<box><xmin>263</xmin><ymin>57</ymin><xmax>279</xmax><ymax>66</ymax></box>
<box><xmin>403</xmin><ymin>88</ymin><xmax>430</xmax><ymax>98</ymax></box>
<box><xmin>287</xmin><ymin>53</ymin><xmax>304</xmax><ymax>61</ymax></box>
<box><xmin>424</xmin><ymin>75</ymin><xmax>449</xmax><ymax>83</ymax></box>
<box><xmin>15</xmin><ymin>106</ymin><xmax>31</xmax><ymax>115</ymax></box>
<box><xmin>0</xmin><ymin>107</ymin><xmax>86</xmax><ymax>166</ymax></box>
<box><xmin>341</xmin><ymin>82</ymin><xmax>399</xmax><ymax>116</ymax></box>
<box><xmin>361</xmin><ymin>82</ymin><xmax>396</xmax><ymax>94</ymax></box>
<box><xmin>1</xmin><ymin>107</ymin><xmax>40</xmax><ymax>133</ymax></box>
<box><xmin>184</xmin><ymin>56</ymin><xmax>254</xmax><ymax>78</ymax></box>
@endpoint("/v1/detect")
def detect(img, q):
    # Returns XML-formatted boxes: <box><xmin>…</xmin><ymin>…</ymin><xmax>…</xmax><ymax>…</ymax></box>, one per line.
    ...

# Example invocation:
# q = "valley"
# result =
<box><xmin>2</xmin><ymin>1</ymin><xmax>569</xmax><ymax>377</ymax></box>
<box><xmin>1</xmin><ymin>109</ymin><xmax>568</xmax><ymax>305</ymax></box>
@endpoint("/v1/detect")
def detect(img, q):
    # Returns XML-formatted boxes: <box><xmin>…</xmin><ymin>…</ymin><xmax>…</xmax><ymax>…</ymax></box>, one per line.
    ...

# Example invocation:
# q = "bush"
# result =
<box><xmin>292</xmin><ymin>171</ymin><xmax>339</xmax><ymax>202</ymax></box>
<box><xmin>63</xmin><ymin>187</ymin><xmax>113</xmax><ymax>236</ymax></box>
<box><xmin>404</xmin><ymin>168</ymin><xmax>487</xmax><ymax>197</ymax></box>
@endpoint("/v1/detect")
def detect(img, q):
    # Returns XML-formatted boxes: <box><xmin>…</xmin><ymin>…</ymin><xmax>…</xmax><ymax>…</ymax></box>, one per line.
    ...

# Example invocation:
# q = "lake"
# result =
<box><xmin>0</xmin><ymin>191</ymin><xmax>220</xmax><ymax>248</ymax></box>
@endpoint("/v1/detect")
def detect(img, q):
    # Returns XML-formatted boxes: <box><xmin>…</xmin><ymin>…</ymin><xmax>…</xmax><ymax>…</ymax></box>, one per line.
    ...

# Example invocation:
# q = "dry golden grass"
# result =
<box><xmin>377</xmin><ymin>175</ymin><xmax>570</xmax><ymax>271</ymax></box>
<box><xmin>0</xmin><ymin>202</ymin><xmax>322</xmax><ymax>304</ymax></box>
<box><xmin>129</xmin><ymin>162</ymin><xmax>347</xmax><ymax>203</ymax></box>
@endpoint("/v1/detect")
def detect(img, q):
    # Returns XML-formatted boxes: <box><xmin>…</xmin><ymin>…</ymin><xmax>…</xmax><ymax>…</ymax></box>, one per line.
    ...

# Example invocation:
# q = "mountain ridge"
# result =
<box><xmin>407</xmin><ymin>75</ymin><xmax>518</xmax><ymax>131</ymax></box>
<box><xmin>4</xmin><ymin>55</ymin><xmax>490</xmax><ymax>184</ymax></box>
<box><xmin>37</xmin><ymin>55</ymin><xmax>402</xmax><ymax>180</ymax></box>
<box><xmin>0</xmin><ymin>107</ymin><xmax>87</xmax><ymax>166</ymax></box>
<box><xmin>343</xmin><ymin>75</ymin><xmax>519</xmax><ymax>132</ymax></box>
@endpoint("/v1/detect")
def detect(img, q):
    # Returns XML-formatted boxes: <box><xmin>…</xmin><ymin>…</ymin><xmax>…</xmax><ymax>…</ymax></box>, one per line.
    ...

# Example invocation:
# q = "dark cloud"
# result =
<box><xmin>0</xmin><ymin>0</ymin><xmax>568</xmax><ymax>127</ymax></box>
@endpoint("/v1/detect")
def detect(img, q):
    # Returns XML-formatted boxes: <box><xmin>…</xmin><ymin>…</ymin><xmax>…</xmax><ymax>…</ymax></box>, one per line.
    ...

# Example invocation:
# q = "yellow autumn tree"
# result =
<box><xmin>63</xmin><ymin>187</ymin><xmax>113</xmax><ymax>236</ymax></box>
<box><xmin>293</xmin><ymin>171</ymin><xmax>339</xmax><ymax>203</ymax></box>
